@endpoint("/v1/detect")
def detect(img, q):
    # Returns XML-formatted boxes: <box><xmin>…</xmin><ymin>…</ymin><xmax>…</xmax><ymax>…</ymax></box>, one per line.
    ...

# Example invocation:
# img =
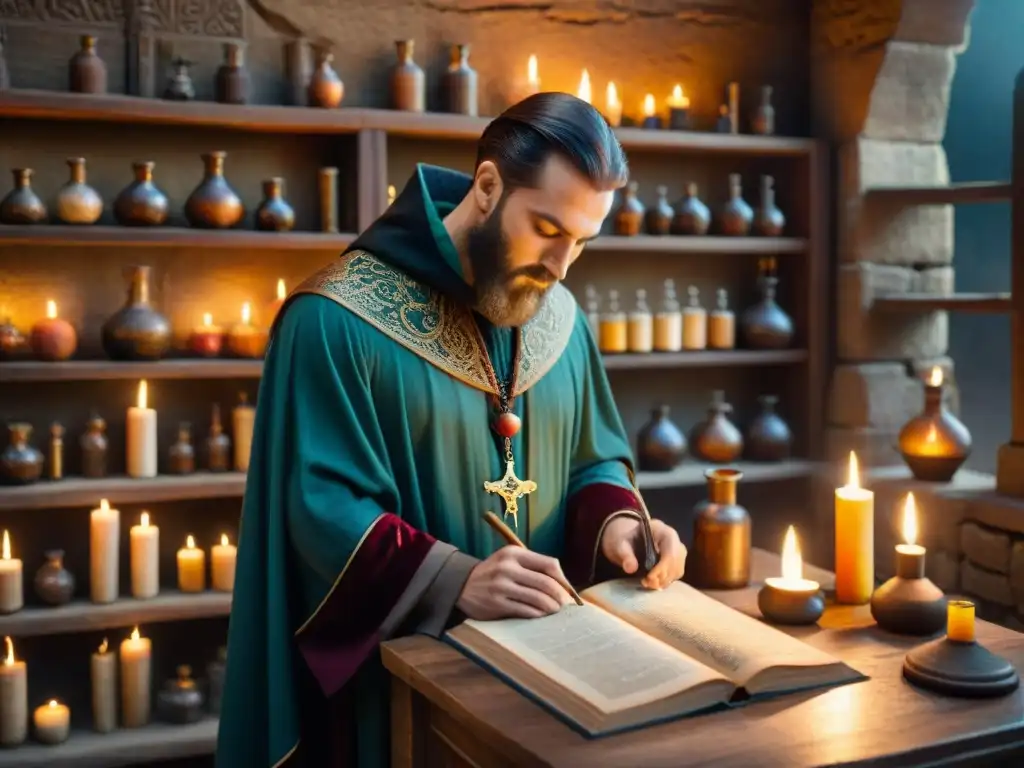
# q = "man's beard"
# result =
<box><xmin>466</xmin><ymin>201</ymin><xmax>554</xmax><ymax>327</ymax></box>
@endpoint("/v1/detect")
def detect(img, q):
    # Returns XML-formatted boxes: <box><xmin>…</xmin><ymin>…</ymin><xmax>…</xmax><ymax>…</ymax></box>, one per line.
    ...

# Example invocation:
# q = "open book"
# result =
<box><xmin>446</xmin><ymin>578</ymin><xmax>863</xmax><ymax>737</ymax></box>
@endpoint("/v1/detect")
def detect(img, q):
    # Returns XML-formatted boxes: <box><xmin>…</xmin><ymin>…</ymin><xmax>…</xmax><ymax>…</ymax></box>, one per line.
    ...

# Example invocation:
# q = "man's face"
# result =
<box><xmin>467</xmin><ymin>155</ymin><xmax>616</xmax><ymax>327</ymax></box>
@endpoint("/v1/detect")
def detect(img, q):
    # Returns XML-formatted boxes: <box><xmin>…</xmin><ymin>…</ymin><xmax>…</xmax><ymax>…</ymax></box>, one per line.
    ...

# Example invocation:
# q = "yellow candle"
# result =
<box><xmin>120</xmin><ymin>627</ymin><xmax>151</xmax><ymax>728</ymax></box>
<box><xmin>177</xmin><ymin>535</ymin><xmax>206</xmax><ymax>593</ymax></box>
<box><xmin>90</xmin><ymin>498</ymin><xmax>120</xmax><ymax>604</ymax></box>
<box><xmin>126</xmin><ymin>379</ymin><xmax>158</xmax><ymax>478</ymax></box>
<box><xmin>91</xmin><ymin>638</ymin><xmax>117</xmax><ymax>733</ymax></box>
<box><xmin>211</xmin><ymin>534</ymin><xmax>237</xmax><ymax>593</ymax></box>
<box><xmin>947</xmin><ymin>599</ymin><xmax>976</xmax><ymax>643</ymax></box>
<box><xmin>0</xmin><ymin>637</ymin><xmax>26</xmax><ymax>746</ymax></box>
<box><xmin>0</xmin><ymin>530</ymin><xmax>23</xmax><ymax>614</ymax></box>
<box><xmin>605</xmin><ymin>82</ymin><xmax>622</xmax><ymax>127</ymax></box>
<box><xmin>577</xmin><ymin>69</ymin><xmax>591</xmax><ymax>104</ymax></box>
<box><xmin>130</xmin><ymin>512</ymin><xmax>160</xmax><ymax>599</ymax></box>
<box><xmin>834</xmin><ymin>451</ymin><xmax>874</xmax><ymax>604</ymax></box>
<box><xmin>667</xmin><ymin>84</ymin><xmax>690</xmax><ymax>109</ymax></box>
<box><xmin>33</xmin><ymin>699</ymin><xmax>70</xmax><ymax>745</ymax></box>
<box><xmin>232</xmin><ymin>393</ymin><xmax>256</xmax><ymax>472</ymax></box>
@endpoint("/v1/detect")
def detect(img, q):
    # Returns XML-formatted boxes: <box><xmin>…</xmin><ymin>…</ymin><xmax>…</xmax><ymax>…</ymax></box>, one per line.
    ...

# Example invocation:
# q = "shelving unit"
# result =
<box><xmin>0</xmin><ymin>73</ymin><xmax>826</xmax><ymax>767</ymax></box>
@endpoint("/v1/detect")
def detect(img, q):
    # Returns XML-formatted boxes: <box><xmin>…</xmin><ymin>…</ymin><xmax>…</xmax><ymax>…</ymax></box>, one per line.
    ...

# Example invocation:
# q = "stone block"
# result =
<box><xmin>1009</xmin><ymin>541</ymin><xmax>1024</xmax><ymax>601</ymax></box>
<box><xmin>927</xmin><ymin>550</ymin><xmax>961</xmax><ymax>592</ymax></box>
<box><xmin>826</xmin><ymin>426</ymin><xmax>900</xmax><ymax>468</ymax></box>
<box><xmin>866</xmin><ymin>466</ymin><xmax>974</xmax><ymax>554</ymax></box>
<box><xmin>960</xmin><ymin>522</ymin><xmax>1011</xmax><ymax>574</ymax></box>
<box><xmin>893</xmin><ymin>0</ymin><xmax>976</xmax><ymax>48</ymax></box>
<box><xmin>967</xmin><ymin>492</ymin><xmax>1024</xmax><ymax>536</ymax></box>
<box><xmin>837</xmin><ymin>262</ymin><xmax>949</xmax><ymax>360</ymax></box>
<box><xmin>960</xmin><ymin>560</ymin><xmax>1014</xmax><ymax>606</ymax></box>
<box><xmin>863</xmin><ymin>43</ymin><xmax>957</xmax><ymax>143</ymax></box>
<box><xmin>828</xmin><ymin>363</ymin><xmax>921</xmax><ymax>429</ymax></box>
<box><xmin>838</xmin><ymin>139</ymin><xmax>953</xmax><ymax>266</ymax></box>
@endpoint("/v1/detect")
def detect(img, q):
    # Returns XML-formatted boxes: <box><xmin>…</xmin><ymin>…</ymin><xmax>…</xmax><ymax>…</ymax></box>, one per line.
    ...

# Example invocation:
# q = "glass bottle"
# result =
<box><xmin>718</xmin><ymin>174</ymin><xmax>753</xmax><ymax>236</ymax></box>
<box><xmin>168</xmin><ymin>422</ymin><xmax>195</xmax><ymax>475</ymax></box>
<box><xmin>598</xmin><ymin>290</ymin><xmax>627</xmax><ymax>354</ymax></box>
<box><xmin>627</xmin><ymin>289</ymin><xmax>653</xmax><ymax>353</ymax></box>
<box><xmin>682</xmin><ymin>286</ymin><xmax>707</xmax><ymax>351</ymax></box>
<box><xmin>49</xmin><ymin>422</ymin><xmax>64</xmax><ymax>480</ymax></box>
<box><xmin>653</xmin><ymin>279</ymin><xmax>682</xmax><ymax>352</ymax></box>
<box><xmin>709</xmin><ymin>289</ymin><xmax>736</xmax><ymax>350</ymax></box>
<box><xmin>205</xmin><ymin>405</ymin><xmax>232</xmax><ymax>472</ymax></box>
<box><xmin>584</xmin><ymin>285</ymin><xmax>601</xmax><ymax>338</ymax></box>
<box><xmin>80</xmin><ymin>414</ymin><xmax>108</xmax><ymax>478</ymax></box>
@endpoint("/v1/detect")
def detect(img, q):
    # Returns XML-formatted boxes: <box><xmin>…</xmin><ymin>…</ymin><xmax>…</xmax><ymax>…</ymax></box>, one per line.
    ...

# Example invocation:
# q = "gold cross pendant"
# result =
<box><xmin>483</xmin><ymin>458</ymin><xmax>537</xmax><ymax>531</ymax></box>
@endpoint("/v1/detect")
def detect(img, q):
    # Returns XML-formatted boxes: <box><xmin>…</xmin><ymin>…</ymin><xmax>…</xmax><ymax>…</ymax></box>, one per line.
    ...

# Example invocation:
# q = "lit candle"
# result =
<box><xmin>232</xmin><ymin>392</ymin><xmax>255</xmax><ymax>472</ymax></box>
<box><xmin>91</xmin><ymin>637</ymin><xmax>117</xmax><ymax>733</ymax></box>
<box><xmin>29</xmin><ymin>299</ymin><xmax>77</xmax><ymax>362</ymax></box>
<box><xmin>188</xmin><ymin>312</ymin><xmax>224</xmax><ymax>358</ymax></box>
<box><xmin>835</xmin><ymin>451</ymin><xmax>874</xmax><ymax>604</ymax></box>
<box><xmin>0</xmin><ymin>637</ymin><xmax>27</xmax><ymax>746</ymax></box>
<box><xmin>766</xmin><ymin>526</ymin><xmax>819</xmax><ymax>592</ymax></box>
<box><xmin>0</xmin><ymin>531</ymin><xmax>23</xmax><ymax>614</ymax></box>
<box><xmin>120</xmin><ymin>627</ymin><xmax>151</xmax><ymax>728</ymax></box>
<box><xmin>895</xmin><ymin>491</ymin><xmax>926</xmax><ymax>568</ymax></box>
<box><xmin>126</xmin><ymin>379</ymin><xmax>158</xmax><ymax>479</ymax></box>
<box><xmin>130</xmin><ymin>511</ymin><xmax>159</xmax><ymax>599</ymax></box>
<box><xmin>89</xmin><ymin>498</ymin><xmax>120</xmax><ymax>604</ymax></box>
<box><xmin>211</xmin><ymin>533</ymin><xmax>237</xmax><ymax>593</ymax></box>
<box><xmin>226</xmin><ymin>302</ymin><xmax>269</xmax><ymax>359</ymax></box>
<box><xmin>757</xmin><ymin>526</ymin><xmax>825</xmax><ymax>625</ymax></box>
<box><xmin>667</xmin><ymin>84</ymin><xmax>691</xmax><ymax>130</ymax></box>
<box><xmin>177</xmin><ymin>535</ymin><xmax>206</xmax><ymax>593</ymax></box>
<box><xmin>605</xmin><ymin>82</ymin><xmax>622</xmax><ymax>127</ymax></box>
<box><xmin>33</xmin><ymin>699</ymin><xmax>70</xmax><ymax>745</ymax></box>
<box><xmin>577</xmin><ymin>69</ymin><xmax>592</xmax><ymax>104</ymax></box>
<box><xmin>947</xmin><ymin>599</ymin><xmax>976</xmax><ymax>643</ymax></box>
<box><xmin>267</xmin><ymin>278</ymin><xmax>287</xmax><ymax>325</ymax></box>
<box><xmin>641</xmin><ymin>93</ymin><xmax>661</xmax><ymax>129</ymax></box>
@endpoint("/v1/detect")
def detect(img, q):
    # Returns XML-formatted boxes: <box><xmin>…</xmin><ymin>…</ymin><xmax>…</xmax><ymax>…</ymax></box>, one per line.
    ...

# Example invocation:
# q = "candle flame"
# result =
<box><xmin>100</xmin><ymin>499</ymin><xmax>110</xmax><ymax>512</ymax></box>
<box><xmin>4</xmin><ymin>637</ymin><xmax>13</xmax><ymax>665</ymax></box>
<box><xmin>902</xmin><ymin>492</ymin><xmax>919</xmax><ymax>547</ymax></box>
<box><xmin>1</xmin><ymin>530</ymin><xmax>9</xmax><ymax>561</ymax></box>
<box><xmin>672</xmin><ymin>84</ymin><xmax>683</xmax><ymax>102</ymax></box>
<box><xmin>577</xmin><ymin>69</ymin><xmax>591</xmax><ymax>103</ymax></box>
<box><xmin>99</xmin><ymin>638</ymin><xmax>108</xmax><ymax>654</ymax></box>
<box><xmin>140</xmin><ymin>512</ymin><xmax>150</xmax><ymax>528</ymax></box>
<box><xmin>929</xmin><ymin>366</ymin><xmax>943</xmax><ymax>387</ymax></box>
<box><xmin>48</xmin><ymin>699</ymin><xmax>58</xmax><ymax>708</ymax></box>
<box><xmin>845</xmin><ymin>451</ymin><xmax>861</xmax><ymax>490</ymax></box>
<box><xmin>781</xmin><ymin>525</ymin><xmax>803</xmax><ymax>581</ymax></box>
<box><xmin>241</xmin><ymin>302</ymin><xmax>252</xmax><ymax>325</ymax></box>
<box><xmin>643</xmin><ymin>93</ymin><xmax>656</xmax><ymax>117</ymax></box>
<box><xmin>387</xmin><ymin>184</ymin><xmax>397</xmax><ymax>206</ymax></box>
<box><xmin>606</xmin><ymin>81</ymin><xmax>619</xmax><ymax>108</ymax></box>
<box><xmin>46</xmin><ymin>300</ymin><xmax>57</xmax><ymax>319</ymax></box>
<box><xmin>202</xmin><ymin>312</ymin><xmax>213</xmax><ymax>327</ymax></box>
<box><xmin>186</xmin><ymin>535</ymin><xmax>195</xmax><ymax>549</ymax></box>
<box><xmin>668</xmin><ymin>84</ymin><xmax>690</xmax><ymax>108</ymax></box>
<box><xmin>221</xmin><ymin>533</ymin><xmax>229</xmax><ymax>547</ymax></box>
<box><xmin>527</xmin><ymin>55</ymin><xmax>538</xmax><ymax>83</ymax></box>
<box><xmin>137</xmin><ymin>379</ymin><xmax>148</xmax><ymax>410</ymax></box>
<box><xmin>276</xmin><ymin>279</ymin><xmax>286</xmax><ymax>300</ymax></box>
<box><xmin>130</xmin><ymin>627</ymin><xmax>140</xmax><ymax>641</ymax></box>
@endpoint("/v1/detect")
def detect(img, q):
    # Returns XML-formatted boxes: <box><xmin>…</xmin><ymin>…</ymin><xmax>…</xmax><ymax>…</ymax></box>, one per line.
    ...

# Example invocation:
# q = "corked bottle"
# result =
<box><xmin>612</xmin><ymin>182</ymin><xmax>645</xmax><ymax>236</ymax></box>
<box><xmin>670</xmin><ymin>183</ymin><xmax>710</xmax><ymax>236</ymax></box>
<box><xmin>645</xmin><ymin>186</ymin><xmax>673</xmax><ymax>235</ymax></box>
<box><xmin>442</xmin><ymin>44</ymin><xmax>477</xmax><ymax>116</ymax></box>
<box><xmin>681</xmin><ymin>286</ymin><xmax>707</xmax><ymax>351</ymax></box>
<box><xmin>718</xmin><ymin>174</ymin><xmax>753</xmax><ymax>236</ymax></box>
<box><xmin>691</xmin><ymin>468</ymin><xmax>750</xmax><ymax>589</ymax></box>
<box><xmin>80</xmin><ymin>414</ymin><xmax>109</xmax><ymax>478</ymax></box>
<box><xmin>653</xmin><ymin>279</ymin><xmax>682</xmax><ymax>352</ymax></box>
<box><xmin>708</xmin><ymin>289</ymin><xmax>736</xmax><ymax>350</ymax></box>
<box><xmin>68</xmin><ymin>35</ymin><xmax>107</xmax><ymax>94</ymax></box>
<box><xmin>598</xmin><ymin>290</ymin><xmax>627</xmax><ymax>354</ymax></box>
<box><xmin>390</xmin><ymin>40</ymin><xmax>425</xmax><ymax>112</ymax></box>
<box><xmin>626</xmin><ymin>289</ymin><xmax>653</xmax><ymax>353</ymax></box>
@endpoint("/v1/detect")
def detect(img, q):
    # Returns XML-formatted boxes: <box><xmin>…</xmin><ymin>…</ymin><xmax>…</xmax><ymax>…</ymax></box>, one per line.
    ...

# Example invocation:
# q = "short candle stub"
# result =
<box><xmin>757</xmin><ymin>581</ymin><xmax>825</xmax><ymax>626</ymax></box>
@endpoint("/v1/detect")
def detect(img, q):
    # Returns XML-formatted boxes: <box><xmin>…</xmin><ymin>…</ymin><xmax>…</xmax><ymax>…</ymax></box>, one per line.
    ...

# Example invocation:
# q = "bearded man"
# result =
<box><xmin>216</xmin><ymin>92</ymin><xmax>687</xmax><ymax>768</ymax></box>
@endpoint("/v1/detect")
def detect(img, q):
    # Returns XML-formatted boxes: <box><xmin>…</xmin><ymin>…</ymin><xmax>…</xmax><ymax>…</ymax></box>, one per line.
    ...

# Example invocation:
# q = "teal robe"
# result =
<box><xmin>216</xmin><ymin>164</ymin><xmax>645</xmax><ymax>767</ymax></box>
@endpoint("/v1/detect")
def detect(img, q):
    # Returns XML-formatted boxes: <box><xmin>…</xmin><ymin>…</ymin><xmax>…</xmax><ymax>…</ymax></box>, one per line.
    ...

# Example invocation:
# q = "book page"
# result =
<box><xmin>455</xmin><ymin>603</ymin><xmax>728</xmax><ymax>713</ymax></box>
<box><xmin>583</xmin><ymin>579</ymin><xmax>843</xmax><ymax>686</ymax></box>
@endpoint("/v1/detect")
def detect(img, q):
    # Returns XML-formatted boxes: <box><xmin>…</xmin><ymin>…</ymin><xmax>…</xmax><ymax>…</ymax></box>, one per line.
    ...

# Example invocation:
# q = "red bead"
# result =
<box><xmin>494</xmin><ymin>412</ymin><xmax>522</xmax><ymax>439</ymax></box>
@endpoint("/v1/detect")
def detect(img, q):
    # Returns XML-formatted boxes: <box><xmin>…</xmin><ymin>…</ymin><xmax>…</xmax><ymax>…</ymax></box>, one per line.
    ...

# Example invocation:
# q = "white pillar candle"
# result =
<box><xmin>0</xmin><ymin>637</ymin><xmax>27</xmax><ymax>747</ymax></box>
<box><xmin>0</xmin><ymin>531</ymin><xmax>23</xmax><ymax>614</ymax></box>
<box><xmin>33</xmin><ymin>699</ymin><xmax>70</xmax><ymax>745</ymax></box>
<box><xmin>90</xmin><ymin>498</ymin><xmax>120</xmax><ymax>604</ymax></box>
<box><xmin>129</xmin><ymin>512</ymin><xmax>159</xmax><ymax>599</ymax></box>
<box><xmin>91</xmin><ymin>638</ymin><xmax>117</xmax><ymax>733</ymax></box>
<box><xmin>120</xmin><ymin>627</ymin><xmax>151</xmax><ymax>728</ymax></box>
<box><xmin>126</xmin><ymin>379</ymin><xmax>158</xmax><ymax>478</ymax></box>
<box><xmin>211</xmin><ymin>534</ymin><xmax>237</xmax><ymax>593</ymax></box>
<box><xmin>176</xmin><ymin>535</ymin><xmax>206</xmax><ymax>593</ymax></box>
<box><xmin>232</xmin><ymin>394</ymin><xmax>255</xmax><ymax>472</ymax></box>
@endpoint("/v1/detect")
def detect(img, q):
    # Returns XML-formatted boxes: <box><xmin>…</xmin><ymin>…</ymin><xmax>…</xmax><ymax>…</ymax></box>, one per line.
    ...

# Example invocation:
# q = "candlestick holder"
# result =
<box><xmin>641</xmin><ymin>114</ymin><xmax>662</xmax><ymax>130</ymax></box>
<box><xmin>668</xmin><ymin>107</ymin><xmax>690</xmax><ymax>131</ymax></box>
<box><xmin>897</xmin><ymin>368</ymin><xmax>971</xmax><ymax>482</ymax></box>
<box><xmin>757</xmin><ymin>579</ymin><xmax>825</xmax><ymax>626</ymax></box>
<box><xmin>870</xmin><ymin>545</ymin><xmax>946</xmax><ymax>635</ymax></box>
<box><xmin>904</xmin><ymin>601</ymin><xmax>1019</xmax><ymax>698</ymax></box>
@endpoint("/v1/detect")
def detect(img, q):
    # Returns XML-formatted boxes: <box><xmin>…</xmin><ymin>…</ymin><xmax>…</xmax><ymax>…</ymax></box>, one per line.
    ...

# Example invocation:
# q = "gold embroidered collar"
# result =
<box><xmin>291</xmin><ymin>250</ymin><xmax>578</xmax><ymax>395</ymax></box>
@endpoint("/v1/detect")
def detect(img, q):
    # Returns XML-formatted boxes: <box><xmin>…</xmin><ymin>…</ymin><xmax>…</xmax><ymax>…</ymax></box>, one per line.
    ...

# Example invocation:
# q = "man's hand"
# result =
<box><xmin>601</xmin><ymin>515</ymin><xmax>686</xmax><ymax>590</ymax></box>
<box><xmin>456</xmin><ymin>546</ymin><xmax>574</xmax><ymax>621</ymax></box>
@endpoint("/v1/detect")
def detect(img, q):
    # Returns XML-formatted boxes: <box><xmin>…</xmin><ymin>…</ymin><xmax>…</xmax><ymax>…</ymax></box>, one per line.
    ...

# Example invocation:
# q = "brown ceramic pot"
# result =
<box><xmin>0</xmin><ymin>169</ymin><xmax>47</xmax><ymax>224</ymax></box>
<box><xmin>114</xmin><ymin>161</ymin><xmax>169</xmax><ymax>227</ymax></box>
<box><xmin>80</xmin><ymin>415</ymin><xmax>109</xmax><ymax>478</ymax></box>
<box><xmin>307</xmin><ymin>51</ymin><xmax>344</xmax><ymax>109</ymax></box>
<box><xmin>255</xmin><ymin>178</ymin><xmax>296</xmax><ymax>232</ymax></box>
<box><xmin>390</xmin><ymin>40</ymin><xmax>425</xmax><ymax>112</ymax></box>
<box><xmin>68</xmin><ymin>35</ymin><xmax>107</xmax><ymax>94</ymax></box>
<box><xmin>645</xmin><ymin>186</ymin><xmax>673</xmax><ymax>236</ymax></box>
<box><xmin>34</xmin><ymin>549</ymin><xmax>75</xmax><ymax>606</ymax></box>
<box><xmin>689</xmin><ymin>391</ymin><xmax>744</xmax><ymax>463</ymax></box>
<box><xmin>442</xmin><ymin>44</ymin><xmax>477</xmax><ymax>116</ymax></box>
<box><xmin>56</xmin><ymin>158</ymin><xmax>103</xmax><ymax>225</ymax></box>
<box><xmin>636</xmin><ymin>405</ymin><xmax>686</xmax><ymax>471</ymax></box>
<box><xmin>101</xmin><ymin>265</ymin><xmax>172</xmax><ymax>361</ymax></box>
<box><xmin>0</xmin><ymin>423</ymin><xmax>44</xmax><ymax>485</ymax></box>
<box><xmin>740</xmin><ymin>264</ymin><xmax>794</xmax><ymax>350</ymax></box>
<box><xmin>612</xmin><ymin>181</ymin><xmax>645</xmax><ymax>236</ymax></box>
<box><xmin>670</xmin><ymin>183</ymin><xmax>710</xmax><ymax>236</ymax></box>
<box><xmin>744</xmin><ymin>395</ymin><xmax>793</xmax><ymax>462</ymax></box>
<box><xmin>185</xmin><ymin>152</ymin><xmax>244</xmax><ymax>229</ymax></box>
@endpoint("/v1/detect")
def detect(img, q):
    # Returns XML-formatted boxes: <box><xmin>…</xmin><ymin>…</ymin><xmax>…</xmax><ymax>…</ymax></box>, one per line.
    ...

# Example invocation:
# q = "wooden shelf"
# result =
<box><xmin>873</xmin><ymin>293</ymin><xmax>1012</xmax><ymax>314</ymax></box>
<box><xmin>865</xmin><ymin>181</ymin><xmax>1011</xmax><ymax>206</ymax></box>
<box><xmin>636</xmin><ymin>459</ymin><xmax>819</xmax><ymax>490</ymax></box>
<box><xmin>0</xmin><ymin>592</ymin><xmax>231</xmax><ymax>638</ymax></box>
<box><xmin>585</xmin><ymin>236</ymin><xmax>807</xmax><ymax>254</ymax></box>
<box><xmin>602</xmin><ymin>349</ymin><xmax>807</xmax><ymax>370</ymax></box>
<box><xmin>0</xmin><ymin>716</ymin><xmax>217</xmax><ymax>768</ymax></box>
<box><xmin>0</xmin><ymin>89</ymin><xmax>816</xmax><ymax>155</ymax></box>
<box><xmin>0</xmin><ymin>473</ymin><xmax>246</xmax><ymax>511</ymax></box>
<box><xmin>0</xmin><ymin>224</ymin><xmax>357</xmax><ymax>250</ymax></box>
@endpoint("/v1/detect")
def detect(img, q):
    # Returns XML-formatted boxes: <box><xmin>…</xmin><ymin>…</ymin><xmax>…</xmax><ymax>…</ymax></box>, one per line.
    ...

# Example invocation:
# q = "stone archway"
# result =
<box><xmin>812</xmin><ymin>0</ymin><xmax>977</xmax><ymax>466</ymax></box>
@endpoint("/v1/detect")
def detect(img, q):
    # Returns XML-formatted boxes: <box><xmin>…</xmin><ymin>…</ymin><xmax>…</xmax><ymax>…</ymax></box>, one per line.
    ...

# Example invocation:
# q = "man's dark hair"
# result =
<box><xmin>476</xmin><ymin>92</ymin><xmax>629</xmax><ymax>192</ymax></box>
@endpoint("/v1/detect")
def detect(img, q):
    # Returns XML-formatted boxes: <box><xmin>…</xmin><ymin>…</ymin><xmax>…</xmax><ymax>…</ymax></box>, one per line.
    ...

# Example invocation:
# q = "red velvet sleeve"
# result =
<box><xmin>562</xmin><ymin>483</ymin><xmax>644</xmax><ymax>587</ymax></box>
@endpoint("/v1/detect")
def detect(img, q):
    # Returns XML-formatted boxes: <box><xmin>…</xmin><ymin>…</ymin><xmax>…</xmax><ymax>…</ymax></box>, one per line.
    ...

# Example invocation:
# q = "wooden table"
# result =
<box><xmin>382</xmin><ymin>549</ymin><xmax>1024</xmax><ymax>767</ymax></box>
